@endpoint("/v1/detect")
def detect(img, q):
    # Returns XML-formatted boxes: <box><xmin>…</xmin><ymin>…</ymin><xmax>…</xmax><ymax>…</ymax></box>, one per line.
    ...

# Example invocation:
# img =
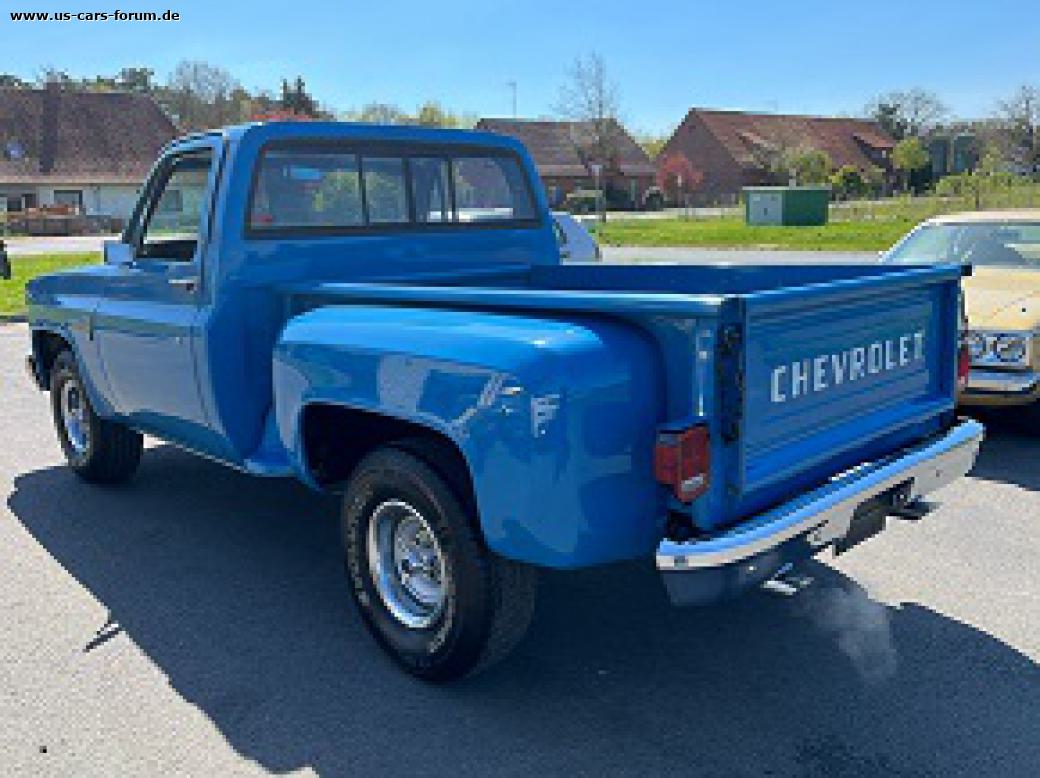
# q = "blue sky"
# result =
<box><xmin>3</xmin><ymin>0</ymin><xmax>1038</xmax><ymax>134</ymax></box>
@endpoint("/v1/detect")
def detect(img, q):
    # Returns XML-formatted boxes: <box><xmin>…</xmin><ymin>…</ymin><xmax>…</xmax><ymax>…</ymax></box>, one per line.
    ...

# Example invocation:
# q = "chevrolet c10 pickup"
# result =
<box><xmin>23</xmin><ymin>122</ymin><xmax>983</xmax><ymax>681</ymax></box>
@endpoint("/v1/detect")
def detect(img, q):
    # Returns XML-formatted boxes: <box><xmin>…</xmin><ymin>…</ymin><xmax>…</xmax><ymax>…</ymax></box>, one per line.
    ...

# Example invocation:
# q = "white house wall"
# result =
<box><xmin>21</xmin><ymin>184</ymin><xmax>141</xmax><ymax>218</ymax></box>
<box><xmin>91</xmin><ymin>185</ymin><xmax>142</xmax><ymax>219</ymax></box>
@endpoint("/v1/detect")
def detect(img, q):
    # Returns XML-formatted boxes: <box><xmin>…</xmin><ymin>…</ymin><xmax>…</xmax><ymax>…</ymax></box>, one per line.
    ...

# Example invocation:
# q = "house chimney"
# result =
<box><xmin>40</xmin><ymin>82</ymin><xmax>60</xmax><ymax>175</ymax></box>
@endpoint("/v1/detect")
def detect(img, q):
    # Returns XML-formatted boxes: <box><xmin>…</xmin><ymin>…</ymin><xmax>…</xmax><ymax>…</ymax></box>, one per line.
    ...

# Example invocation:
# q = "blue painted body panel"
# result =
<box><xmin>274</xmin><ymin>305</ymin><xmax>663</xmax><ymax>566</ymax></box>
<box><xmin>24</xmin><ymin>122</ymin><xmax>966</xmax><ymax>572</ymax></box>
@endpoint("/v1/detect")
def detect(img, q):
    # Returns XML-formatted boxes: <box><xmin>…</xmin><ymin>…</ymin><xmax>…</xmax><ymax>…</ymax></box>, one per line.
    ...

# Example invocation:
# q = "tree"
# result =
<box><xmin>0</xmin><ymin>73</ymin><xmax>30</xmax><ymax>88</ymax></box>
<box><xmin>995</xmin><ymin>84</ymin><xmax>1040</xmax><ymax>172</ymax></box>
<box><xmin>164</xmin><ymin>60</ymin><xmax>243</xmax><ymax>131</ymax></box>
<box><xmin>655</xmin><ymin>153</ymin><xmax>703</xmax><ymax>205</ymax></box>
<box><xmin>830</xmin><ymin>165</ymin><xmax>867</xmax><ymax>199</ymax></box>
<box><xmin>554</xmin><ymin>52</ymin><xmax>623</xmax><ymax>172</ymax></box>
<box><xmin>414</xmin><ymin>101</ymin><xmax>453</xmax><ymax>127</ymax></box>
<box><xmin>279</xmin><ymin>76</ymin><xmax>323</xmax><ymax>118</ymax></box>
<box><xmin>783</xmin><ymin>147</ymin><xmax>832</xmax><ymax>185</ymax></box>
<box><xmin>116</xmin><ymin>67</ymin><xmax>156</xmax><ymax>93</ymax></box>
<box><xmin>867</xmin><ymin>88</ymin><xmax>947</xmax><ymax>139</ymax></box>
<box><xmin>892</xmin><ymin>137</ymin><xmax>930</xmax><ymax>191</ymax></box>
<box><xmin>350</xmin><ymin>102</ymin><xmax>407</xmax><ymax>124</ymax></box>
<box><xmin>635</xmin><ymin>132</ymin><xmax>668</xmax><ymax>160</ymax></box>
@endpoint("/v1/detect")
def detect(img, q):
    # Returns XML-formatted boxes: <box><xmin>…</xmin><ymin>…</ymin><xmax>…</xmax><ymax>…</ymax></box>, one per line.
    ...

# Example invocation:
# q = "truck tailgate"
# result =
<box><xmin>723</xmin><ymin>265</ymin><xmax>962</xmax><ymax>522</ymax></box>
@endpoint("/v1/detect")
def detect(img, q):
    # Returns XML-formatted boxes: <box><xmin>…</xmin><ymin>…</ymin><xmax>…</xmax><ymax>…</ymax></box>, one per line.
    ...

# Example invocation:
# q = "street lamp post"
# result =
<box><xmin>590</xmin><ymin>163</ymin><xmax>605</xmax><ymax>223</ymax></box>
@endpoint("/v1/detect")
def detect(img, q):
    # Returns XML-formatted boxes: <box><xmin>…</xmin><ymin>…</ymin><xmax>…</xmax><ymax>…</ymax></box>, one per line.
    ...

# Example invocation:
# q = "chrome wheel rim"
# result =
<box><xmin>367</xmin><ymin>499</ymin><xmax>448</xmax><ymax>629</ymax></box>
<box><xmin>60</xmin><ymin>378</ymin><xmax>90</xmax><ymax>455</ymax></box>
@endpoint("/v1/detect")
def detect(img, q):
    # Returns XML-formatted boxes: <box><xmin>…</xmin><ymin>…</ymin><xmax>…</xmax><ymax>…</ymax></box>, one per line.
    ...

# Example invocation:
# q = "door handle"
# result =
<box><xmin>168</xmin><ymin>277</ymin><xmax>199</xmax><ymax>292</ymax></box>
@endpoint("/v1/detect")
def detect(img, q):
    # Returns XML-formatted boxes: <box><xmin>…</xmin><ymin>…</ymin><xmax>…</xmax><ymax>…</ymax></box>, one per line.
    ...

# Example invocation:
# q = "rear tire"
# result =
<box><xmin>342</xmin><ymin>446</ymin><xmax>537</xmax><ymax>682</ymax></box>
<box><xmin>50</xmin><ymin>350</ymin><xmax>142</xmax><ymax>484</ymax></box>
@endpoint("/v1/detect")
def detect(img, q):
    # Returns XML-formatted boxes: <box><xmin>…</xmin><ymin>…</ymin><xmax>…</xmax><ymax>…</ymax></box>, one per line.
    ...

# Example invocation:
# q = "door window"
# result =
<box><xmin>138</xmin><ymin>149</ymin><xmax>213</xmax><ymax>261</ymax></box>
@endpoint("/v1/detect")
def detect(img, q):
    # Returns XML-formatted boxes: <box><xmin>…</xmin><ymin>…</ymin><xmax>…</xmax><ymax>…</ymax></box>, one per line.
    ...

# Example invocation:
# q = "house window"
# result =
<box><xmin>54</xmin><ymin>190</ymin><xmax>83</xmax><ymax>213</ymax></box>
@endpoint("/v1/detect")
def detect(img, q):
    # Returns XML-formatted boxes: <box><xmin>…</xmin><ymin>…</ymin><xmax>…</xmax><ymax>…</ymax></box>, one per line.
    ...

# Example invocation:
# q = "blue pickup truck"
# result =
<box><xmin>24</xmin><ymin>123</ymin><xmax>983</xmax><ymax>680</ymax></box>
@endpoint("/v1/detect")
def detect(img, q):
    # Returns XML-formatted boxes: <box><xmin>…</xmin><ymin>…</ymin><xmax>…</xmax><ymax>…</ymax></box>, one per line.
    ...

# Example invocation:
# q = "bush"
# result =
<box><xmin>830</xmin><ymin>165</ymin><xmax>867</xmax><ymax>199</ymax></box>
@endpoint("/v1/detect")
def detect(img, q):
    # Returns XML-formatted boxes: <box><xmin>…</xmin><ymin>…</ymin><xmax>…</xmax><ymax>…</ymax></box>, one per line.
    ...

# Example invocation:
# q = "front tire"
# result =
<box><xmin>342</xmin><ymin>446</ymin><xmax>537</xmax><ymax>682</ymax></box>
<box><xmin>50</xmin><ymin>350</ymin><xmax>143</xmax><ymax>484</ymax></box>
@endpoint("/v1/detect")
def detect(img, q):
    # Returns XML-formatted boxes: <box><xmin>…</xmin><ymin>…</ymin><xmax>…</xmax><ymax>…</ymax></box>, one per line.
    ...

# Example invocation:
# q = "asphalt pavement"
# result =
<box><xmin>602</xmin><ymin>245</ymin><xmax>876</xmax><ymax>264</ymax></box>
<box><xmin>4</xmin><ymin>235</ymin><xmax>118</xmax><ymax>256</ymax></box>
<box><xmin>1</xmin><ymin>323</ymin><xmax>1038</xmax><ymax>776</ymax></box>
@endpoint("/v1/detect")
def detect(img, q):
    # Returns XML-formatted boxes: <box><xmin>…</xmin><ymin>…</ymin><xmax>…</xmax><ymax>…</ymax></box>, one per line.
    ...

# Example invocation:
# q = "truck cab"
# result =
<box><xmin>25</xmin><ymin>122</ymin><xmax>983</xmax><ymax>681</ymax></box>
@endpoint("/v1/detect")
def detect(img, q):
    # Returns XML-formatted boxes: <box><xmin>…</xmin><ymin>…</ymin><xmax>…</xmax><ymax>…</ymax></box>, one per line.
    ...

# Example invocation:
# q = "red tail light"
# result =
<box><xmin>957</xmin><ymin>338</ymin><xmax>971</xmax><ymax>391</ymax></box>
<box><xmin>654</xmin><ymin>425</ymin><xmax>710</xmax><ymax>503</ymax></box>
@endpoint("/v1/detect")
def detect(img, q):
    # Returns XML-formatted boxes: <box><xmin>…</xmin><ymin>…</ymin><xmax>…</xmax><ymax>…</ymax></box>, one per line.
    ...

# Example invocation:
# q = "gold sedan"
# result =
<box><xmin>884</xmin><ymin>211</ymin><xmax>1040</xmax><ymax>417</ymax></box>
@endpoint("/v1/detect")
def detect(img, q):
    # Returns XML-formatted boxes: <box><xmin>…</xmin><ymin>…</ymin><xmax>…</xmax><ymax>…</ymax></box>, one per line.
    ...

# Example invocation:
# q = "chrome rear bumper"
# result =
<box><xmin>963</xmin><ymin>368</ymin><xmax>1040</xmax><ymax>396</ymax></box>
<box><xmin>656</xmin><ymin>419</ymin><xmax>984</xmax><ymax>604</ymax></box>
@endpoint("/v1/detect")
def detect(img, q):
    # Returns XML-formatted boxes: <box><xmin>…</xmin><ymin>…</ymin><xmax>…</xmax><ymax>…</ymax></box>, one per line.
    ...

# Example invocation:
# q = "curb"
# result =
<box><xmin>0</xmin><ymin>314</ymin><xmax>28</xmax><ymax>324</ymax></box>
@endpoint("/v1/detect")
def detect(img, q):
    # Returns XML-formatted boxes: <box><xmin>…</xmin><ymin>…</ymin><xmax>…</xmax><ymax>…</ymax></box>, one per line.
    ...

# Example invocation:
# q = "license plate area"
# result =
<box><xmin>835</xmin><ymin>479</ymin><xmax>913</xmax><ymax>554</ymax></box>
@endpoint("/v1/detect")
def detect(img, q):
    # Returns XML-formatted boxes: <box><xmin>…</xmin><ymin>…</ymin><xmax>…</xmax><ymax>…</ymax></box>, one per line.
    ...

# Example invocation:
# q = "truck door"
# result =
<box><xmin>94</xmin><ymin>140</ymin><xmax>218</xmax><ymax>434</ymax></box>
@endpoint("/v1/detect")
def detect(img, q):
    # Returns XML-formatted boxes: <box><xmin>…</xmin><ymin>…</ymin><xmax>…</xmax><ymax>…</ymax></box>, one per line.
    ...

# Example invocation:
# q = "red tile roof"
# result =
<box><xmin>688</xmin><ymin>108</ymin><xmax>895</xmax><ymax>171</ymax></box>
<box><xmin>0</xmin><ymin>86</ymin><xmax>177</xmax><ymax>184</ymax></box>
<box><xmin>477</xmin><ymin>118</ymin><xmax>655</xmax><ymax>177</ymax></box>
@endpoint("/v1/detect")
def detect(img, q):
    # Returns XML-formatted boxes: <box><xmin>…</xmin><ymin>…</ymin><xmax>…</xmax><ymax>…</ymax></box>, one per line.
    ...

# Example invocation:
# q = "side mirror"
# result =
<box><xmin>104</xmin><ymin>240</ymin><xmax>134</xmax><ymax>267</ymax></box>
<box><xmin>0</xmin><ymin>240</ymin><xmax>10</xmax><ymax>280</ymax></box>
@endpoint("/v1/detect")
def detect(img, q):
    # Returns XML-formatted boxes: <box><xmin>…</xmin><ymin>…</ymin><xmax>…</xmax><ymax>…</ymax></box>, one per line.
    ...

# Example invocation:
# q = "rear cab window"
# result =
<box><xmin>248</xmin><ymin>143</ymin><xmax>537</xmax><ymax>235</ymax></box>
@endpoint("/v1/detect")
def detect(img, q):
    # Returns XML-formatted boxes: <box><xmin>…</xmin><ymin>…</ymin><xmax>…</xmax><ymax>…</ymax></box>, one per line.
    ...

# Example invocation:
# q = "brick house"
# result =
<box><xmin>476</xmin><ymin>118</ymin><xmax>656</xmax><ymax>208</ymax></box>
<box><xmin>0</xmin><ymin>84</ymin><xmax>177</xmax><ymax>223</ymax></box>
<box><xmin>657</xmin><ymin>108</ymin><xmax>896</xmax><ymax>203</ymax></box>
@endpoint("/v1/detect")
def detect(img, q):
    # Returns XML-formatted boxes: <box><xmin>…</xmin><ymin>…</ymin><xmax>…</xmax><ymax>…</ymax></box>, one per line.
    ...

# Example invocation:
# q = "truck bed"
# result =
<box><xmin>283</xmin><ymin>261</ymin><xmax>963</xmax><ymax>534</ymax></box>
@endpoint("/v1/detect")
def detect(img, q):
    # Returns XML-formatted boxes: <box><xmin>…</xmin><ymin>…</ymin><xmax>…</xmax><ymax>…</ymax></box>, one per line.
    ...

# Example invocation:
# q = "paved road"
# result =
<box><xmin>602</xmin><ymin>245</ymin><xmax>876</xmax><ymax>264</ymax></box>
<box><xmin>4</xmin><ymin>235</ymin><xmax>117</xmax><ymax>257</ymax></box>
<box><xmin>1</xmin><ymin>323</ymin><xmax>1038</xmax><ymax>776</ymax></box>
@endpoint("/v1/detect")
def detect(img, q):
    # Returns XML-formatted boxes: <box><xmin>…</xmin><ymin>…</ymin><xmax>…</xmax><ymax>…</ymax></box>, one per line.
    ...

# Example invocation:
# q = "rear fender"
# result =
<box><xmin>273</xmin><ymin>304</ymin><xmax>666</xmax><ymax>568</ymax></box>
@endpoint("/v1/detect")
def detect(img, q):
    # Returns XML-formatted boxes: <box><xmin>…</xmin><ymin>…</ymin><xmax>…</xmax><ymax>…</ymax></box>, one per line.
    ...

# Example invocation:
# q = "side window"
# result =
<box><xmin>139</xmin><ymin>149</ymin><xmax>213</xmax><ymax>261</ymax></box>
<box><xmin>452</xmin><ymin>156</ymin><xmax>534</xmax><ymax>223</ymax></box>
<box><xmin>251</xmin><ymin>150</ymin><xmax>363</xmax><ymax>229</ymax></box>
<box><xmin>410</xmin><ymin>157</ymin><xmax>451</xmax><ymax>223</ymax></box>
<box><xmin>362</xmin><ymin>157</ymin><xmax>408</xmax><ymax>224</ymax></box>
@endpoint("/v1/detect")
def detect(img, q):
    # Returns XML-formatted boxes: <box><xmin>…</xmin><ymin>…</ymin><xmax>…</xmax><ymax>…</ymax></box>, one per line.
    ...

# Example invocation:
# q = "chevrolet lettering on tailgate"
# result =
<box><xmin>770</xmin><ymin>331</ymin><xmax>926</xmax><ymax>403</ymax></box>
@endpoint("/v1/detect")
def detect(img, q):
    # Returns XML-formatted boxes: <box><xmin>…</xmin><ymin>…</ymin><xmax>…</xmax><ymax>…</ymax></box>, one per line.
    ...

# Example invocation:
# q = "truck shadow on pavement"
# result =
<box><xmin>963</xmin><ymin>412</ymin><xmax>1040</xmax><ymax>491</ymax></box>
<box><xmin>8</xmin><ymin>444</ymin><xmax>1040</xmax><ymax>777</ymax></box>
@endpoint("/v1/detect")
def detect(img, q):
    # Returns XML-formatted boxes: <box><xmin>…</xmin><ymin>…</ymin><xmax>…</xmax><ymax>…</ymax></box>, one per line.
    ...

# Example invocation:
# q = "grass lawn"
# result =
<box><xmin>596</xmin><ymin>217</ymin><xmax>916</xmax><ymax>252</ymax></box>
<box><xmin>1</xmin><ymin>253</ymin><xmax>100</xmax><ymax>317</ymax></box>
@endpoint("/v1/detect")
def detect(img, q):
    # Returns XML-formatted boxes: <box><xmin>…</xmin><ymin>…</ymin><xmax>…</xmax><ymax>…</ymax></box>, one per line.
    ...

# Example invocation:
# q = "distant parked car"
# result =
<box><xmin>641</xmin><ymin>185</ymin><xmax>665</xmax><ymax>211</ymax></box>
<box><xmin>561</xmin><ymin>189</ymin><xmax>601</xmax><ymax>215</ymax></box>
<box><xmin>552</xmin><ymin>212</ymin><xmax>601</xmax><ymax>261</ymax></box>
<box><xmin>882</xmin><ymin>210</ymin><xmax>1040</xmax><ymax>425</ymax></box>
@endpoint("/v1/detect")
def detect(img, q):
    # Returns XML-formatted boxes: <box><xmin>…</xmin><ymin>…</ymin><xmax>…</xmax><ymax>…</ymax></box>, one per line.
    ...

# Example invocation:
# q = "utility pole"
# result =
<box><xmin>507</xmin><ymin>80</ymin><xmax>517</xmax><ymax>118</ymax></box>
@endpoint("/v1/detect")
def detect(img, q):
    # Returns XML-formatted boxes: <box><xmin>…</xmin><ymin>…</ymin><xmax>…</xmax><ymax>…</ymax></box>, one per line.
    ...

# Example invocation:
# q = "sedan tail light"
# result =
<box><xmin>654</xmin><ymin>424</ymin><xmax>710</xmax><ymax>503</ymax></box>
<box><xmin>957</xmin><ymin>337</ymin><xmax>971</xmax><ymax>391</ymax></box>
